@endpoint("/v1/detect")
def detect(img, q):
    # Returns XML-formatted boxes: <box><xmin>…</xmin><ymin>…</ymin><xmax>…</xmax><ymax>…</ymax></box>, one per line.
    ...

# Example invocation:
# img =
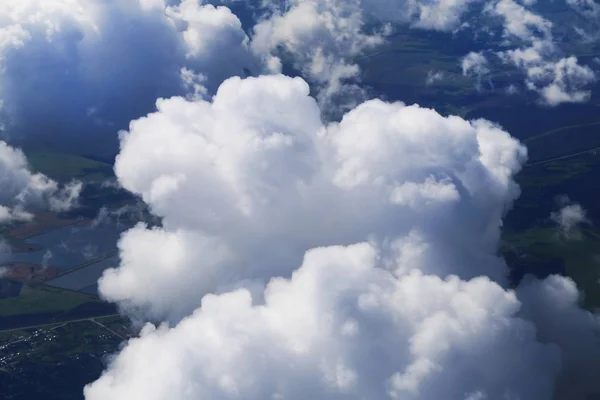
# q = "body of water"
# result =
<box><xmin>0</xmin><ymin>223</ymin><xmax>127</xmax><ymax>270</ymax></box>
<box><xmin>46</xmin><ymin>255</ymin><xmax>119</xmax><ymax>294</ymax></box>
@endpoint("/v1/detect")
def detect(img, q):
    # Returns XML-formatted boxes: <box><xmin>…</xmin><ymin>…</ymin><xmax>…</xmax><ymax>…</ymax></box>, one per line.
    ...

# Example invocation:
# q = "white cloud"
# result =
<box><xmin>85</xmin><ymin>72</ymin><xmax>600</xmax><ymax>400</ymax></box>
<box><xmin>567</xmin><ymin>0</ymin><xmax>600</xmax><ymax>18</ymax></box>
<box><xmin>100</xmin><ymin>74</ymin><xmax>526</xmax><ymax>322</ymax></box>
<box><xmin>249</xmin><ymin>0</ymin><xmax>486</xmax><ymax>110</ymax></box>
<box><xmin>0</xmin><ymin>140</ymin><xmax>81</xmax><ymax>223</ymax></box>
<box><xmin>505</xmin><ymin>83</ymin><xmax>519</xmax><ymax>95</ymax></box>
<box><xmin>425</xmin><ymin>70</ymin><xmax>444</xmax><ymax>85</ymax></box>
<box><xmin>0</xmin><ymin>0</ymin><xmax>262</xmax><ymax>151</ymax></box>
<box><xmin>462</xmin><ymin>51</ymin><xmax>489</xmax><ymax>76</ymax></box>
<box><xmin>490</xmin><ymin>0</ymin><xmax>552</xmax><ymax>41</ymax></box>
<box><xmin>0</xmin><ymin>3</ymin><xmax>596</xmax><ymax>398</ymax></box>
<box><xmin>517</xmin><ymin>275</ymin><xmax>600</xmax><ymax>398</ymax></box>
<box><xmin>490</xmin><ymin>0</ymin><xmax>596</xmax><ymax>105</ymax></box>
<box><xmin>537</xmin><ymin>57</ymin><xmax>596</xmax><ymax>106</ymax></box>
<box><xmin>165</xmin><ymin>0</ymin><xmax>262</xmax><ymax>93</ymax></box>
<box><xmin>551</xmin><ymin>198</ymin><xmax>589</xmax><ymax>239</ymax></box>
<box><xmin>250</xmin><ymin>0</ymin><xmax>384</xmax><ymax>110</ymax></box>
<box><xmin>86</xmin><ymin>243</ymin><xmax>564</xmax><ymax>400</ymax></box>
<box><xmin>462</xmin><ymin>51</ymin><xmax>490</xmax><ymax>90</ymax></box>
<box><xmin>254</xmin><ymin>0</ymin><xmax>595</xmax><ymax>106</ymax></box>
<box><xmin>362</xmin><ymin>0</ymin><xmax>483</xmax><ymax>31</ymax></box>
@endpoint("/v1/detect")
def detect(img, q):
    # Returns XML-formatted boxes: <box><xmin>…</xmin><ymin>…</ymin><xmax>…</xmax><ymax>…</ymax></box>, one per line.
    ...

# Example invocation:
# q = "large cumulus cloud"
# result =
<box><xmin>86</xmin><ymin>243</ymin><xmax>563</xmax><ymax>400</ymax></box>
<box><xmin>517</xmin><ymin>275</ymin><xmax>600</xmax><ymax>399</ymax></box>
<box><xmin>0</xmin><ymin>0</ymin><xmax>261</xmax><ymax>152</ymax></box>
<box><xmin>87</xmin><ymin>74</ymin><xmax>600</xmax><ymax>400</ymax></box>
<box><xmin>2</xmin><ymin>1</ymin><xmax>595</xmax><ymax>398</ymax></box>
<box><xmin>0</xmin><ymin>0</ymin><xmax>594</xmax><ymax>152</ymax></box>
<box><xmin>99</xmin><ymin>74</ymin><xmax>525</xmax><ymax>322</ymax></box>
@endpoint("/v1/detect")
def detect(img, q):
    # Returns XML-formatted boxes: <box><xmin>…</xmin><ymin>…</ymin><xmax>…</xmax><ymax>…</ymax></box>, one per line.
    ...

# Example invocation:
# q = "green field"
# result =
<box><xmin>0</xmin><ymin>285</ymin><xmax>99</xmax><ymax>318</ymax></box>
<box><xmin>1</xmin><ymin>316</ymin><xmax>130</xmax><ymax>399</ymax></box>
<box><xmin>27</xmin><ymin>151</ymin><xmax>113</xmax><ymax>182</ymax></box>
<box><xmin>518</xmin><ymin>151</ymin><xmax>600</xmax><ymax>188</ymax></box>
<box><xmin>525</xmin><ymin>120</ymin><xmax>600</xmax><ymax>162</ymax></box>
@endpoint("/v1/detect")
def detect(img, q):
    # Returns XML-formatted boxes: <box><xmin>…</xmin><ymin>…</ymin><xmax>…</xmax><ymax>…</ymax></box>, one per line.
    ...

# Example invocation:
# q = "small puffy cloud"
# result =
<box><xmin>425</xmin><ymin>70</ymin><xmax>444</xmax><ymax>85</ymax></box>
<box><xmin>250</xmin><ymin>0</ymin><xmax>486</xmax><ymax>110</ymax></box>
<box><xmin>490</xmin><ymin>0</ymin><xmax>596</xmax><ymax>105</ymax></box>
<box><xmin>462</xmin><ymin>51</ymin><xmax>489</xmax><ymax>76</ymax></box>
<box><xmin>462</xmin><ymin>51</ymin><xmax>489</xmax><ymax>90</ymax></box>
<box><xmin>250</xmin><ymin>0</ymin><xmax>384</xmax><ymax>110</ymax></box>
<box><xmin>505</xmin><ymin>84</ymin><xmax>519</xmax><ymax>95</ymax></box>
<box><xmin>551</xmin><ymin>198</ymin><xmax>589</xmax><ymax>239</ymax></box>
<box><xmin>490</xmin><ymin>0</ymin><xmax>552</xmax><ymax>41</ymax></box>
<box><xmin>0</xmin><ymin>140</ymin><xmax>81</xmax><ymax>223</ymax></box>
<box><xmin>537</xmin><ymin>57</ymin><xmax>596</xmax><ymax>106</ymax></box>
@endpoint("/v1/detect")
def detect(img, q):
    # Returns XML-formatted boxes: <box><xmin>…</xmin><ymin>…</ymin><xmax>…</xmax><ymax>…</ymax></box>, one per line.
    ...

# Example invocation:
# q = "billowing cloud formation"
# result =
<box><xmin>99</xmin><ymin>74</ymin><xmax>525</xmax><ymax>322</ymax></box>
<box><xmin>0</xmin><ymin>1</ymin><xmax>592</xmax><ymax>398</ymax></box>
<box><xmin>0</xmin><ymin>0</ymin><xmax>261</xmax><ymax>151</ymax></box>
<box><xmin>0</xmin><ymin>0</ymin><xmax>594</xmax><ymax>151</ymax></box>
<box><xmin>87</xmin><ymin>74</ymin><xmax>600</xmax><ymax>400</ymax></box>
<box><xmin>87</xmin><ymin>243</ymin><xmax>564</xmax><ymax>400</ymax></box>
<box><xmin>0</xmin><ymin>140</ymin><xmax>81</xmax><ymax>223</ymax></box>
<box><xmin>517</xmin><ymin>275</ymin><xmax>600</xmax><ymax>399</ymax></box>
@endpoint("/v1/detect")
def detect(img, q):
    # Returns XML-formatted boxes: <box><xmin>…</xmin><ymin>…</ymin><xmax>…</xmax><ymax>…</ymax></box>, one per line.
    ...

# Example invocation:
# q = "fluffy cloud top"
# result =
<box><xmin>1</xmin><ymin>2</ymin><xmax>597</xmax><ymax>399</ymax></box>
<box><xmin>85</xmin><ymin>72</ymin><xmax>600</xmax><ymax>400</ymax></box>
<box><xmin>100</xmin><ymin>74</ymin><xmax>525</xmax><ymax>322</ymax></box>
<box><xmin>0</xmin><ymin>0</ymin><xmax>595</xmax><ymax>149</ymax></box>
<box><xmin>86</xmin><ymin>243</ymin><xmax>564</xmax><ymax>400</ymax></box>
<box><xmin>0</xmin><ymin>140</ymin><xmax>81</xmax><ymax>223</ymax></box>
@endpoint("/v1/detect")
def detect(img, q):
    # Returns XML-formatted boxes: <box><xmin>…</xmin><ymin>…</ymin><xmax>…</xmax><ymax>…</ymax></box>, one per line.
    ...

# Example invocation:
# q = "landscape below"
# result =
<box><xmin>2</xmin><ymin>5</ymin><xmax>600</xmax><ymax>395</ymax></box>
